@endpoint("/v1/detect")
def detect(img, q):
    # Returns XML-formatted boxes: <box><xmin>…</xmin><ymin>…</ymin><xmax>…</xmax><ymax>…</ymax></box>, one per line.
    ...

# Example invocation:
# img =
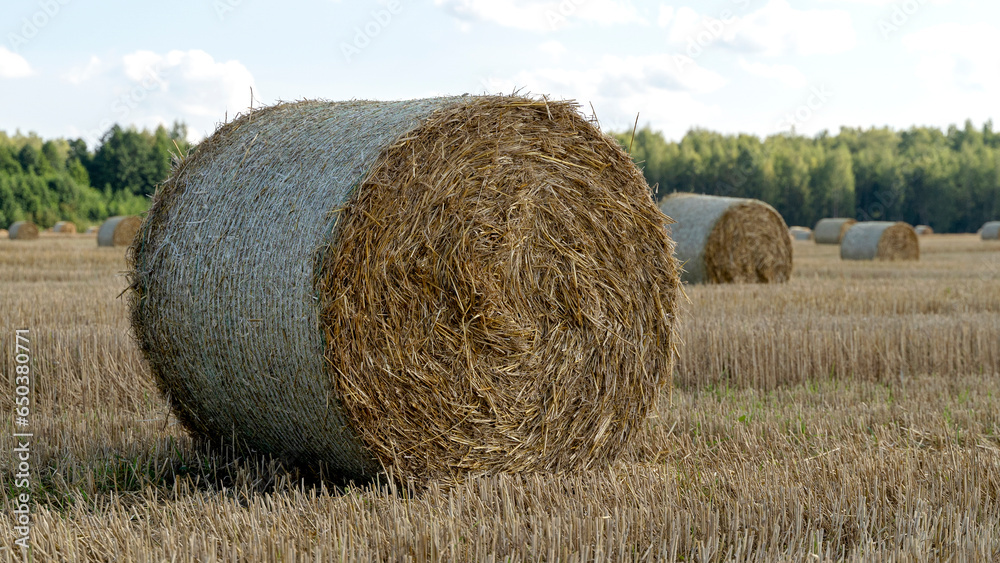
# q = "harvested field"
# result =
<box><xmin>1</xmin><ymin>235</ymin><xmax>999</xmax><ymax>561</ymax></box>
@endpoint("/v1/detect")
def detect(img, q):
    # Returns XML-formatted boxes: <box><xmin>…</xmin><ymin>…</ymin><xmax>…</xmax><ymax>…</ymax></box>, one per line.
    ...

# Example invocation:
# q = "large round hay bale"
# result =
<box><xmin>127</xmin><ymin>96</ymin><xmax>681</xmax><ymax>483</ymax></box>
<box><xmin>914</xmin><ymin>225</ymin><xmax>933</xmax><ymax>236</ymax></box>
<box><xmin>981</xmin><ymin>221</ymin><xmax>1000</xmax><ymax>240</ymax></box>
<box><xmin>53</xmin><ymin>220</ymin><xmax>78</xmax><ymax>234</ymax></box>
<box><xmin>657</xmin><ymin>193</ymin><xmax>792</xmax><ymax>284</ymax></box>
<box><xmin>840</xmin><ymin>221</ymin><xmax>919</xmax><ymax>261</ymax></box>
<box><xmin>9</xmin><ymin>221</ymin><xmax>39</xmax><ymax>240</ymax></box>
<box><xmin>789</xmin><ymin>226</ymin><xmax>812</xmax><ymax>241</ymax></box>
<box><xmin>97</xmin><ymin>216</ymin><xmax>142</xmax><ymax>247</ymax></box>
<box><xmin>813</xmin><ymin>217</ymin><xmax>856</xmax><ymax>244</ymax></box>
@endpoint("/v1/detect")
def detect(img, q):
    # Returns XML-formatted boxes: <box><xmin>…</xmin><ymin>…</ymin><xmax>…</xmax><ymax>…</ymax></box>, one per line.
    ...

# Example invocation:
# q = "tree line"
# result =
<box><xmin>5</xmin><ymin>118</ymin><xmax>999</xmax><ymax>234</ymax></box>
<box><xmin>612</xmin><ymin>120</ymin><xmax>1000</xmax><ymax>233</ymax></box>
<box><xmin>0</xmin><ymin>122</ymin><xmax>190</xmax><ymax>230</ymax></box>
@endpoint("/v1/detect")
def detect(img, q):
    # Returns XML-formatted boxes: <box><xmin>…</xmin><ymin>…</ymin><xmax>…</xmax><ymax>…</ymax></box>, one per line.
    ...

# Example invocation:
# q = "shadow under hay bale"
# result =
<box><xmin>789</xmin><ymin>226</ymin><xmax>813</xmax><ymax>241</ymax></box>
<box><xmin>840</xmin><ymin>221</ymin><xmax>919</xmax><ymax>261</ymax></box>
<box><xmin>981</xmin><ymin>221</ymin><xmax>1000</xmax><ymax>240</ymax></box>
<box><xmin>53</xmin><ymin>221</ymin><xmax>78</xmax><ymax>234</ymax></box>
<box><xmin>658</xmin><ymin>193</ymin><xmax>792</xmax><ymax>284</ymax></box>
<box><xmin>814</xmin><ymin>218</ymin><xmax>856</xmax><ymax>244</ymax></box>
<box><xmin>914</xmin><ymin>225</ymin><xmax>933</xmax><ymax>236</ymax></box>
<box><xmin>97</xmin><ymin>216</ymin><xmax>142</xmax><ymax>247</ymax></box>
<box><xmin>9</xmin><ymin>221</ymin><xmax>39</xmax><ymax>240</ymax></box>
<box><xmin>128</xmin><ymin>96</ymin><xmax>682</xmax><ymax>484</ymax></box>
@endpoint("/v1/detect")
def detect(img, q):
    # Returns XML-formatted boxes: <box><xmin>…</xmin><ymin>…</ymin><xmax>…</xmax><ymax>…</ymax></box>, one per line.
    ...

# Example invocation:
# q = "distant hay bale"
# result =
<box><xmin>0</xmin><ymin>229</ymin><xmax>7</xmax><ymax>238</ymax></box>
<box><xmin>9</xmin><ymin>221</ymin><xmax>39</xmax><ymax>240</ymax></box>
<box><xmin>658</xmin><ymin>192</ymin><xmax>792</xmax><ymax>284</ymax></box>
<box><xmin>914</xmin><ymin>225</ymin><xmax>933</xmax><ymax>236</ymax></box>
<box><xmin>84</xmin><ymin>226</ymin><xmax>97</xmax><ymax>235</ymax></box>
<box><xmin>127</xmin><ymin>96</ymin><xmax>681</xmax><ymax>483</ymax></box>
<box><xmin>813</xmin><ymin>218</ymin><xmax>856</xmax><ymax>244</ymax></box>
<box><xmin>981</xmin><ymin>221</ymin><xmax>1000</xmax><ymax>240</ymax></box>
<box><xmin>789</xmin><ymin>226</ymin><xmax>813</xmax><ymax>241</ymax></box>
<box><xmin>840</xmin><ymin>221</ymin><xmax>919</xmax><ymax>261</ymax></box>
<box><xmin>97</xmin><ymin>216</ymin><xmax>142</xmax><ymax>247</ymax></box>
<box><xmin>53</xmin><ymin>221</ymin><xmax>78</xmax><ymax>234</ymax></box>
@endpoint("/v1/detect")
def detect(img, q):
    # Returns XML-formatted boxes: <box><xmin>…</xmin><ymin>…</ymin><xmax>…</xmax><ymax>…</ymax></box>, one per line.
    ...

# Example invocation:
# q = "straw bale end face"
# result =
<box><xmin>129</xmin><ymin>96</ymin><xmax>681</xmax><ymax>483</ymax></box>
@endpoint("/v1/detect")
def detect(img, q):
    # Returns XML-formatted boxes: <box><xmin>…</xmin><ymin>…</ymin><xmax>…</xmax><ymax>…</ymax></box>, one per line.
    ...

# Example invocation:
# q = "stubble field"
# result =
<box><xmin>1</xmin><ymin>233</ymin><xmax>999</xmax><ymax>561</ymax></box>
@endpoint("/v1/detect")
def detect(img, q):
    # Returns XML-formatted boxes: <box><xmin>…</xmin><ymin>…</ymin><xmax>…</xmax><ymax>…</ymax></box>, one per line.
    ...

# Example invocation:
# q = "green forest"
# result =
<box><xmin>612</xmin><ymin>119</ymin><xmax>1000</xmax><ymax>233</ymax></box>
<box><xmin>0</xmin><ymin>123</ymin><xmax>190</xmax><ymax>230</ymax></box>
<box><xmin>4</xmin><ymin>119</ymin><xmax>999</xmax><ymax>233</ymax></box>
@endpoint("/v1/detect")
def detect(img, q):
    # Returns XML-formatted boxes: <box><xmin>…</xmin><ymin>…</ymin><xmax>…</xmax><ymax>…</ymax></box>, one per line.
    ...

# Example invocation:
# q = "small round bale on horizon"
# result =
<box><xmin>914</xmin><ymin>225</ymin><xmax>933</xmax><ymax>236</ymax></box>
<box><xmin>127</xmin><ymin>96</ymin><xmax>682</xmax><ymax>484</ymax></box>
<box><xmin>814</xmin><ymin>218</ymin><xmax>857</xmax><ymax>244</ymax></box>
<box><xmin>840</xmin><ymin>221</ymin><xmax>919</xmax><ymax>261</ymax></box>
<box><xmin>9</xmin><ymin>221</ymin><xmax>39</xmax><ymax>240</ymax></box>
<box><xmin>981</xmin><ymin>221</ymin><xmax>1000</xmax><ymax>240</ymax></box>
<box><xmin>789</xmin><ymin>226</ymin><xmax>813</xmax><ymax>241</ymax></box>
<box><xmin>97</xmin><ymin>216</ymin><xmax>142</xmax><ymax>247</ymax></box>
<box><xmin>658</xmin><ymin>192</ymin><xmax>792</xmax><ymax>284</ymax></box>
<box><xmin>53</xmin><ymin>221</ymin><xmax>78</xmax><ymax>234</ymax></box>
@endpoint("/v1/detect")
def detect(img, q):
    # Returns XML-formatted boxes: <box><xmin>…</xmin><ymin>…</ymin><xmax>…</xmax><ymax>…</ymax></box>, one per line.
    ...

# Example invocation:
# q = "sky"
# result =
<box><xmin>1</xmin><ymin>0</ymin><xmax>998</xmax><ymax>147</ymax></box>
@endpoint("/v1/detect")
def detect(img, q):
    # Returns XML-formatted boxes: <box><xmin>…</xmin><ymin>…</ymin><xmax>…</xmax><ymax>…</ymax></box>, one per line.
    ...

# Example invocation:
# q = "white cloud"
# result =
<box><xmin>662</xmin><ymin>0</ymin><xmax>857</xmax><ymax>57</ymax></box>
<box><xmin>730</xmin><ymin>0</ymin><xmax>856</xmax><ymax>56</ymax></box>
<box><xmin>479</xmin><ymin>53</ymin><xmax>726</xmax><ymax>138</ymax></box>
<box><xmin>539</xmin><ymin>40</ymin><xmax>568</xmax><ymax>61</ymax></box>
<box><xmin>903</xmin><ymin>23</ymin><xmax>1000</xmax><ymax>92</ymax></box>
<box><xmin>63</xmin><ymin>55</ymin><xmax>104</xmax><ymax>85</ymax></box>
<box><xmin>818</xmin><ymin>0</ymin><xmax>952</xmax><ymax>4</ymax></box>
<box><xmin>72</xmin><ymin>49</ymin><xmax>255</xmax><ymax>145</ymax></box>
<box><xmin>434</xmin><ymin>0</ymin><xmax>644</xmax><ymax>32</ymax></box>
<box><xmin>656</xmin><ymin>5</ymin><xmax>674</xmax><ymax>28</ymax></box>
<box><xmin>0</xmin><ymin>47</ymin><xmax>33</xmax><ymax>78</ymax></box>
<box><xmin>738</xmin><ymin>57</ymin><xmax>807</xmax><ymax>88</ymax></box>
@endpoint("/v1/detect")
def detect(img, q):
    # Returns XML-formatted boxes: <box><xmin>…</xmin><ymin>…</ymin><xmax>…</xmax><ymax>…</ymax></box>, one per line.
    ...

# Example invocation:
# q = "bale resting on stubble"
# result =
<box><xmin>53</xmin><ymin>221</ymin><xmax>78</xmax><ymax>234</ymax></box>
<box><xmin>657</xmin><ymin>192</ymin><xmax>792</xmax><ymax>284</ymax></box>
<box><xmin>914</xmin><ymin>225</ymin><xmax>933</xmax><ymax>236</ymax></box>
<box><xmin>9</xmin><ymin>221</ymin><xmax>39</xmax><ymax>240</ymax></box>
<box><xmin>840</xmin><ymin>221</ymin><xmax>919</xmax><ymax>261</ymax></box>
<box><xmin>814</xmin><ymin>218</ymin><xmax>856</xmax><ymax>244</ymax></box>
<box><xmin>97</xmin><ymin>216</ymin><xmax>142</xmax><ymax>247</ymax></box>
<box><xmin>127</xmin><ymin>96</ymin><xmax>681</xmax><ymax>483</ymax></box>
<box><xmin>789</xmin><ymin>226</ymin><xmax>812</xmax><ymax>241</ymax></box>
<box><xmin>981</xmin><ymin>221</ymin><xmax>1000</xmax><ymax>240</ymax></box>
